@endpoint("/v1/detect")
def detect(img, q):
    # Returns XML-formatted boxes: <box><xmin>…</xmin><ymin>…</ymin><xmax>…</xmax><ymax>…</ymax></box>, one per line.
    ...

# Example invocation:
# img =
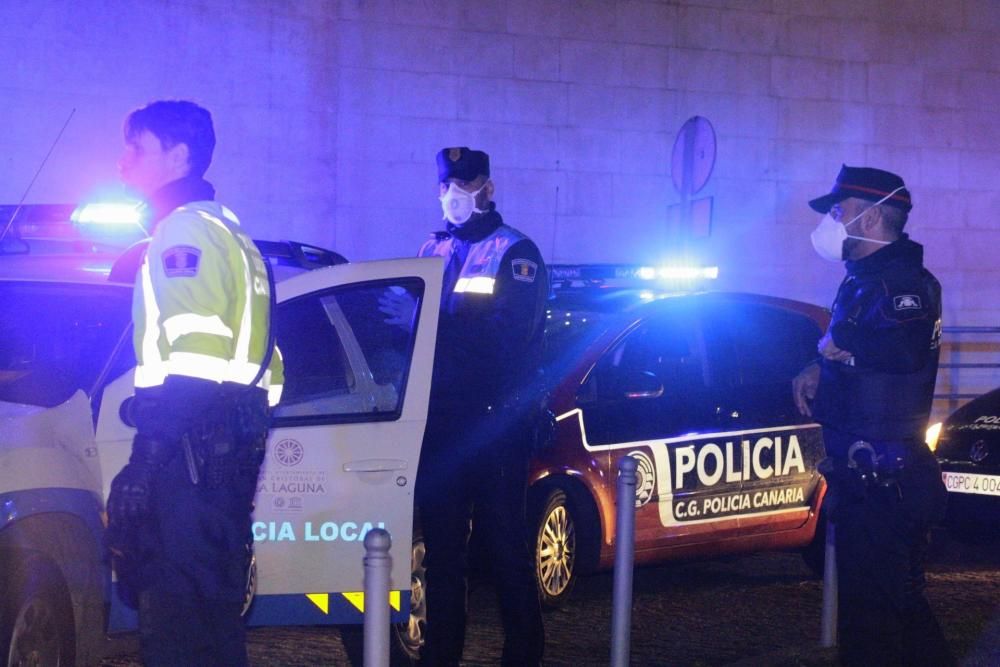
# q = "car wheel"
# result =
<box><xmin>0</xmin><ymin>555</ymin><xmax>75</xmax><ymax>667</ymax></box>
<box><xmin>534</xmin><ymin>488</ymin><xmax>578</xmax><ymax>608</ymax></box>
<box><xmin>392</xmin><ymin>527</ymin><xmax>426</xmax><ymax>663</ymax></box>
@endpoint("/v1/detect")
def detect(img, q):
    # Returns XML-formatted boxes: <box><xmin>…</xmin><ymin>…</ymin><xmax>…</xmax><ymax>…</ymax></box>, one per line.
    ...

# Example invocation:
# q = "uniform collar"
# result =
<box><xmin>845</xmin><ymin>234</ymin><xmax>923</xmax><ymax>277</ymax></box>
<box><xmin>446</xmin><ymin>205</ymin><xmax>502</xmax><ymax>242</ymax></box>
<box><xmin>146</xmin><ymin>176</ymin><xmax>215</xmax><ymax>226</ymax></box>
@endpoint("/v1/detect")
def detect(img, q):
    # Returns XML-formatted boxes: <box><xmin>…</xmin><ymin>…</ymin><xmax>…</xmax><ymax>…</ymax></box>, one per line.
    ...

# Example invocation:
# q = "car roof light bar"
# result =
<box><xmin>549</xmin><ymin>263</ymin><xmax>719</xmax><ymax>289</ymax></box>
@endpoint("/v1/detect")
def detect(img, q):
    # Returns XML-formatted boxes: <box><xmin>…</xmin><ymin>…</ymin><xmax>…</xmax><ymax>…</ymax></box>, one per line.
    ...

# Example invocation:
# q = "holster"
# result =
<box><xmin>185</xmin><ymin>391</ymin><xmax>269</xmax><ymax>489</ymax></box>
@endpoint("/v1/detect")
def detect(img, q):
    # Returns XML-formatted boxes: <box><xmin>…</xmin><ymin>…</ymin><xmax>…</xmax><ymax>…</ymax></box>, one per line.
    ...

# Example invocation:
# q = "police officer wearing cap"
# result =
<box><xmin>107</xmin><ymin>100</ymin><xmax>282</xmax><ymax>666</ymax></box>
<box><xmin>793</xmin><ymin>165</ymin><xmax>952</xmax><ymax>666</ymax></box>
<box><xmin>385</xmin><ymin>147</ymin><xmax>547</xmax><ymax>665</ymax></box>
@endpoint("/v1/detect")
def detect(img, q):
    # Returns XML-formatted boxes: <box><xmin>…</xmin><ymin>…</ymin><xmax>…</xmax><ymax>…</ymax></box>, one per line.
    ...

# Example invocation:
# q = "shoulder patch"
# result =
<box><xmin>162</xmin><ymin>245</ymin><xmax>201</xmax><ymax>277</ymax></box>
<box><xmin>893</xmin><ymin>294</ymin><xmax>922</xmax><ymax>311</ymax></box>
<box><xmin>511</xmin><ymin>258</ymin><xmax>538</xmax><ymax>283</ymax></box>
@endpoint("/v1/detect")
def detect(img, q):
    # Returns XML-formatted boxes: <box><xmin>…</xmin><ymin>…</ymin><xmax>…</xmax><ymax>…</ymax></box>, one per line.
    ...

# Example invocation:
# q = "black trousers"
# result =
<box><xmin>416</xmin><ymin>408</ymin><xmax>544</xmax><ymax>666</ymax></box>
<box><xmin>133</xmin><ymin>429</ymin><xmax>263</xmax><ymax>667</ymax></box>
<box><xmin>822</xmin><ymin>429</ymin><xmax>954</xmax><ymax>667</ymax></box>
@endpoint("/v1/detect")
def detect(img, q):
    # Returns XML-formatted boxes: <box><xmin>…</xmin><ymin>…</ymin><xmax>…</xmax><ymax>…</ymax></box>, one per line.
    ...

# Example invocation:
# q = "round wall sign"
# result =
<box><xmin>671</xmin><ymin>115</ymin><xmax>717</xmax><ymax>196</ymax></box>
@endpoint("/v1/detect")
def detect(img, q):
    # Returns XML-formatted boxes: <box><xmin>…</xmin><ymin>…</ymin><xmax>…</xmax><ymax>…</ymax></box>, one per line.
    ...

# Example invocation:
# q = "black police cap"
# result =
<box><xmin>436</xmin><ymin>147</ymin><xmax>490</xmax><ymax>182</ymax></box>
<box><xmin>808</xmin><ymin>164</ymin><xmax>912</xmax><ymax>214</ymax></box>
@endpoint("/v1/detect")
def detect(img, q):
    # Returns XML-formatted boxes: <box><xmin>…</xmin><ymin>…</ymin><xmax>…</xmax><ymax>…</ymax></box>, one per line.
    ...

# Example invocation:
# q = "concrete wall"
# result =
<box><xmin>1</xmin><ymin>0</ymin><xmax>998</xmax><ymax>332</ymax></box>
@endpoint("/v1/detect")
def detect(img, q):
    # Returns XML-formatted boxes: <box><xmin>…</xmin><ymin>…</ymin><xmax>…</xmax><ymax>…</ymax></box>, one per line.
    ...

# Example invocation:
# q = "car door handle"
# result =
<box><xmin>343</xmin><ymin>458</ymin><xmax>408</xmax><ymax>473</ymax></box>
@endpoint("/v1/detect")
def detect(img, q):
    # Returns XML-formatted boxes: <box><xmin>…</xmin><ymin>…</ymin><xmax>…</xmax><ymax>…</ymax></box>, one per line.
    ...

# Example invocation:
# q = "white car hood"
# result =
<box><xmin>0</xmin><ymin>390</ymin><xmax>102</xmax><ymax>495</ymax></box>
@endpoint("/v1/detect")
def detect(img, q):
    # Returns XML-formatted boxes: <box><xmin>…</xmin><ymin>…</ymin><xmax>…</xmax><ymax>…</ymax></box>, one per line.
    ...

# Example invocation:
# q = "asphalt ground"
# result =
<box><xmin>102</xmin><ymin>528</ymin><xmax>999</xmax><ymax>666</ymax></box>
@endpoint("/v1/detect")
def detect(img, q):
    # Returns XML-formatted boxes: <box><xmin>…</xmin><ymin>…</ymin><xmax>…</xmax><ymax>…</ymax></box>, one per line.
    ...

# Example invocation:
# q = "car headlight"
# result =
<box><xmin>925</xmin><ymin>422</ymin><xmax>943</xmax><ymax>452</ymax></box>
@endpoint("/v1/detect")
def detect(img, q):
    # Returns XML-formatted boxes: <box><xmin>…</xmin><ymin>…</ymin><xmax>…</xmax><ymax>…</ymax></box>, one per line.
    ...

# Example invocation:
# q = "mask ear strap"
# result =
<box><xmin>844</xmin><ymin>185</ymin><xmax>905</xmax><ymax>245</ymax></box>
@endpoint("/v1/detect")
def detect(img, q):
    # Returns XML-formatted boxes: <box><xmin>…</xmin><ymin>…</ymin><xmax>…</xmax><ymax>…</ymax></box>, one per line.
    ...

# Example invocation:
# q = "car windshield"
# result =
<box><xmin>0</xmin><ymin>282</ymin><xmax>132</xmax><ymax>407</ymax></box>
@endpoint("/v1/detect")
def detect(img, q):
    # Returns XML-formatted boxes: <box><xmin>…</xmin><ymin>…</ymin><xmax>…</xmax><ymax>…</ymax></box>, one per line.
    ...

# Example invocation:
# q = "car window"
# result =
<box><xmin>0</xmin><ymin>282</ymin><xmax>132</xmax><ymax>407</ymax></box>
<box><xmin>271</xmin><ymin>278</ymin><xmax>424</xmax><ymax>425</ymax></box>
<box><xmin>702</xmin><ymin>300</ymin><xmax>822</xmax><ymax>427</ymax></box>
<box><xmin>579</xmin><ymin>304</ymin><xmax>719</xmax><ymax>443</ymax></box>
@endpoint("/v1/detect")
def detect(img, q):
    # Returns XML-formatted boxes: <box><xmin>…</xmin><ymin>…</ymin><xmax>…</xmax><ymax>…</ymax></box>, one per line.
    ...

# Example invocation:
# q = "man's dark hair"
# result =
<box><xmin>880</xmin><ymin>204</ymin><xmax>908</xmax><ymax>237</ymax></box>
<box><xmin>124</xmin><ymin>100</ymin><xmax>216</xmax><ymax>178</ymax></box>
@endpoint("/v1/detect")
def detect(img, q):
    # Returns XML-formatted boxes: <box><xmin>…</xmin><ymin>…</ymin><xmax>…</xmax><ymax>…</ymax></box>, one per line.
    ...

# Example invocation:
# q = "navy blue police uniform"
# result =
<box><xmin>415</xmin><ymin>147</ymin><xmax>547</xmax><ymax>666</ymax></box>
<box><xmin>808</xmin><ymin>166</ymin><xmax>953</xmax><ymax>667</ymax></box>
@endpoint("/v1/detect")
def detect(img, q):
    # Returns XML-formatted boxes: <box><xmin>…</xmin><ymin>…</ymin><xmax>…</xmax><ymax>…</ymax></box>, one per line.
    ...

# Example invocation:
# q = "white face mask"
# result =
<box><xmin>810</xmin><ymin>186</ymin><xmax>905</xmax><ymax>262</ymax></box>
<box><xmin>440</xmin><ymin>181</ymin><xmax>487</xmax><ymax>225</ymax></box>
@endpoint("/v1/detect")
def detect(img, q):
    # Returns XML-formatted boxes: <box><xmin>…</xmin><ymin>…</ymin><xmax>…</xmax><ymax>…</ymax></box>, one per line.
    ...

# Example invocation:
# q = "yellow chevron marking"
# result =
<box><xmin>341</xmin><ymin>591</ymin><xmax>403</xmax><ymax>613</ymax></box>
<box><xmin>306</xmin><ymin>593</ymin><xmax>329</xmax><ymax>614</ymax></box>
<box><xmin>344</xmin><ymin>591</ymin><xmax>365</xmax><ymax>613</ymax></box>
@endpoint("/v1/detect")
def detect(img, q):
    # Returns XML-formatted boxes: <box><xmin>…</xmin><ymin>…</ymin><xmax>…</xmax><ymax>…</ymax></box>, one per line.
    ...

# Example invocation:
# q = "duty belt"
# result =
<box><xmin>845</xmin><ymin>440</ymin><xmax>910</xmax><ymax>498</ymax></box>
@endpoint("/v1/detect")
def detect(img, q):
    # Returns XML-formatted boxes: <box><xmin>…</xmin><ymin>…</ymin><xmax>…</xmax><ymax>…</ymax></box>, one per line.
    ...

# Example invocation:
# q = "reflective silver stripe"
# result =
<box><xmin>453</xmin><ymin>276</ymin><xmax>495</xmax><ymax>294</ymax></box>
<box><xmin>135</xmin><ymin>260</ymin><xmax>167</xmax><ymax>388</ymax></box>
<box><xmin>268</xmin><ymin>384</ymin><xmax>283</xmax><ymax>406</ymax></box>
<box><xmin>163</xmin><ymin>313</ymin><xmax>234</xmax><ymax>345</ymax></box>
<box><xmin>134</xmin><ymin>364</ymin><xmax>166</xmax><ymax>388</ymax></box>
<box><xmin>234</xmin><ymin>233</ymin><xmax>254</xmax><ymax>369</ymax></box>
<box><xmin>187</xmin><ymin>207</ymin><xmax>256</xmax><ymax>381</ymax></box>
<box><xmin>190</xmin><ymin>208</ymin><xmax>230</xmax><ymax>232</ymax></box>
<box><xmin>168</xmin><ymin>352</ymin><xmax>230</xmax><ymax>383</ymax></box>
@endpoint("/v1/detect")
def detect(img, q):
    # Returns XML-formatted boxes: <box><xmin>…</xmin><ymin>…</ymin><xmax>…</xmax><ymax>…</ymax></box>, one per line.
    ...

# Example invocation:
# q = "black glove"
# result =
<box><xmin>107</xmin><ymin>461</ymin><xmax>157</xmax><ymax>527</ymax></box>
<box><xmin>107</xmin><ymin>434</ymin><xmax>176</xmax><ymax>528</ymax></box>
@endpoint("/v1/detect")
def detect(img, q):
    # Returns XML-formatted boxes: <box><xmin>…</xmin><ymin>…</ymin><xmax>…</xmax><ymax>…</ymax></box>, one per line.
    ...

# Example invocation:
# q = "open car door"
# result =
<box><xmin>248</xmin><ymin>256</ymin><xmax>441</xmax><ymax>625</ymax></box>
<box><xmin>96</xmin><ymin>256</ymin><xmax>441</xmax><ymax>628</ymax></box>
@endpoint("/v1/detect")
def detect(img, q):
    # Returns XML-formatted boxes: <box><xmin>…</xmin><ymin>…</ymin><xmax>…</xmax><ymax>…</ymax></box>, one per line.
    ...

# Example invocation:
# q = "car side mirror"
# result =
<box><xmin>622</xmin><ymin>370</ymin><xmax>664</xmax><ymax>400</ymax></box>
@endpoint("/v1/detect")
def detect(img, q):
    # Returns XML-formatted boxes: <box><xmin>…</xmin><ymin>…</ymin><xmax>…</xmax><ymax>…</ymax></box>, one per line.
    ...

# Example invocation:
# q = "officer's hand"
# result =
<box><xmin>107</xmin><ymin>462</ymin><xmax>157</xmax><ymax>528</ymax></box>
<box><xmin>378</xmin><ymin>288</ymin><xmax>417</xmax><ymax>331</ymax></box>
<box><xmin>818</xmin><ymin>331</ymin><xmax>853</xmax><ymax>364</ymax></box>
<box><xmin>792</xmin><ymin>362</ymin><xmax>820</xmax><ymax>417</ymax></box>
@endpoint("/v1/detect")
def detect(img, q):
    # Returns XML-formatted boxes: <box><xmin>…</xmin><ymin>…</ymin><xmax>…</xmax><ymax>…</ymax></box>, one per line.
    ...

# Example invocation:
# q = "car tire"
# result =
<box><xmin>391</xmin><ymin>526</ymin><xmax>427</xmax><ymax>664</ymax></box>
<box><xmin>533</xmin><ymin>488</ymin><xmax>579</xmax><ymax>608</ymax></box>
<box><xmin>0</xmin><ymin>553</ymin><xmax>75</xmax><ymax>667</ymax></box>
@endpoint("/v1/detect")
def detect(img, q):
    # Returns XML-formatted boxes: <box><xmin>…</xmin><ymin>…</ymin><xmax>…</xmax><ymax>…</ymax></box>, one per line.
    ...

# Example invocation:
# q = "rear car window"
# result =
<box><xmin>0</xmin><ymin>282</ymin><xmax>132</xmax><ymax>407</ymax></box>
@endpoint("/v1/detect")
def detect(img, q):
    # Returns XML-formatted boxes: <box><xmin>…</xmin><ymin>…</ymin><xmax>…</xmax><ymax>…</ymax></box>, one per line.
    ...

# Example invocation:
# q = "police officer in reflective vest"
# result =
<box><xmin>793</xmin><ymin>166</ymin><xmax>952</xmax><ymax>666</ymax></box>
<box><xmin>383</xmin><ymin>147</ymin><xmax>547</xmax><ymax>665</ymax></box>
<box><xmin>106</xmin><ymin>100</ymin><xmax>283</xmax><ymax>666</ymax></box>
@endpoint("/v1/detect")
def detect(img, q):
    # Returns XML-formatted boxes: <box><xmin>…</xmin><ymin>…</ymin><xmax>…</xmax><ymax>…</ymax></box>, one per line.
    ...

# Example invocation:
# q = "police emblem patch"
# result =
<box><xmin>628</xmin><ymin>450</ymin><xmax>656</xmax><ymax>508</ymax></box>
<box><xmin>511</xmin><ymin>258</ymin><xmax>537</xmax><ymax>283</ymax></box>
<box><xmin>162</xmin><ymin>245</ymin><xmax>201</xmax><ymax>277</ymax></box>
<box><xmin>893</xmin><ymin>295</ymin><xmax>922</xmax><ymax>310</ymax></box>
<box><xmin>449</xmin><ymin>147</ymin><xmax>462</xmax><ymax>162</ymax></box>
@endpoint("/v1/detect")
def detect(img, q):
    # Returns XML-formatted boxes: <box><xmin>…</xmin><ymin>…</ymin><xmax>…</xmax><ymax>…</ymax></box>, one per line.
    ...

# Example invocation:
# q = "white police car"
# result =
<box><xmin>0</xmin><ymin>204</ymin><xmax>441</xmax><ymax>665</ymax></box>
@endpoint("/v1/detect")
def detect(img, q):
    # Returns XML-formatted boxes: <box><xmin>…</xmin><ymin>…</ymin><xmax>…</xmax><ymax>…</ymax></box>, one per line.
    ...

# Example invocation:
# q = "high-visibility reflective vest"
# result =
<box><xmin>132</xmin><ymin>201</ymin><xmax>284</xmax><ymax>406</ymax></box>
<box><xmin>419</xmin><ymin>224</ymin><xmax>529</xmax><ymax>296</ymax></box>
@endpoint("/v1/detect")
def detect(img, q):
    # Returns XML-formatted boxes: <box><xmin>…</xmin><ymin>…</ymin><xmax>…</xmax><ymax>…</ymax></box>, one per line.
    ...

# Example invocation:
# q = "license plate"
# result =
<box><xmin>942</xmin><ymin>471</ymin><xmax>1000</xmax><ymax>497</ymax></box>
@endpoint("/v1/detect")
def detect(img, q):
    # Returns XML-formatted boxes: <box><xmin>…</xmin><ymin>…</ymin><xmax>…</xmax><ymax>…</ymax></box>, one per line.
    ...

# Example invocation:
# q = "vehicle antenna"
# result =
<box><xmin>0</xmin><ymin>108</ymin><xmax>77</xmax><ymax>243</ymax></box>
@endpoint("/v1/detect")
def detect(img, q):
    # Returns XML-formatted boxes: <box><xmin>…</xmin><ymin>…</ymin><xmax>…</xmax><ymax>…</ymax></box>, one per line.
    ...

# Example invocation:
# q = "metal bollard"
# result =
<box><xmin>363</xmin><ymin>527</ymin><xmax>392</xmax><ymax>667</ymax></box>
<box><xmin>820</xmin><ymin>519</ymin><xmax>838</xmax><ymax>647</ymax></box>
<box><xmin>611</xmin><ymin>455</ymin><xmax>638</xmax><ymax>667</ymax></box>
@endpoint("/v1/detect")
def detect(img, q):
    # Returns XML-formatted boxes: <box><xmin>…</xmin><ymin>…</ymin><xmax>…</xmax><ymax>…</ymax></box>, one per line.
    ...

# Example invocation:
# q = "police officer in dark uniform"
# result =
<box><xmin>793</xmin><ymin>165</ymin><xmax>953</xmax><ymax>666</ymax></box>
<box><xmin>386</xmin><ymin>147</ymin><xmax>547</xmax><ymax>665</ymax></box>
<box><xmin>106</xmin><ymin>100</ymin><xmax>282</xmax><ymax>666</ymax></box>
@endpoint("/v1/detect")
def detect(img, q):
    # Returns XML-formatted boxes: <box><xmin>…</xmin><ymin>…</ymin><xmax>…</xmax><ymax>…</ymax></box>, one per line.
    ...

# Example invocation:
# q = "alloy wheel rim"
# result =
<box><xmin>537</xmin><ymin>504</ymin><xmax>576</xmax><ymax>597</ymax></box>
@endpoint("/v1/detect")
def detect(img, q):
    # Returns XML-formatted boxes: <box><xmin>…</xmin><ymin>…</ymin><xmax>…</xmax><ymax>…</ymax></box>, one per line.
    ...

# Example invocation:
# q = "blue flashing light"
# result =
<box><xmin>633</xmin><ymin>265</ymin><xmax>719</xmax><ymax>281</ymax></box>
<box><xmin>71</xmin><ymin>201</ymin><xmax>145</xmax><ymax>227</ymax></box>
<box><xmin>657</xmin><ymin>266</ymin><xmax>719</xmax><ymax>280</ymax></box>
